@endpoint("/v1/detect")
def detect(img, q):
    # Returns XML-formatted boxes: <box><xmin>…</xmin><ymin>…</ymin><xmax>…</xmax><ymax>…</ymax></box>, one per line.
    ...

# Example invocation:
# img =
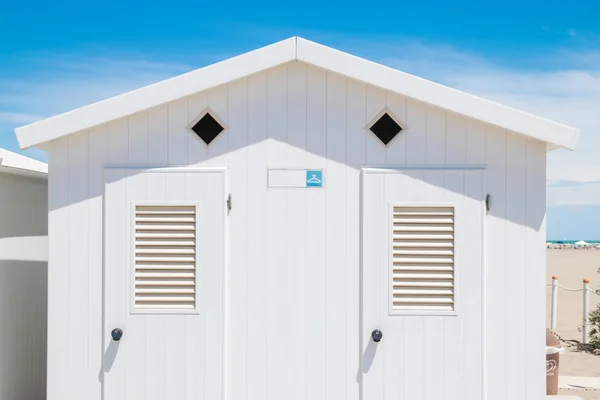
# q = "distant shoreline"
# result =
<box><xmin>547</xmin><ymin>243</ymin><xmax>600</xmax><ymax>250</ymax></box>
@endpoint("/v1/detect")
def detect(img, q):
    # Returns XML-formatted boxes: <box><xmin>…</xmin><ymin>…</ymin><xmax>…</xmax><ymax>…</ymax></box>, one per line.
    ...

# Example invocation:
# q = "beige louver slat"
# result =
<box><xmin>134</xmin><ymin>205</ymin><xmax>196</xmax><ymax>310</ymax></box>
<box><xmin>391</xmin><ymin>206</ymin><xmax>455</xmax><ymax>311</ymax></box>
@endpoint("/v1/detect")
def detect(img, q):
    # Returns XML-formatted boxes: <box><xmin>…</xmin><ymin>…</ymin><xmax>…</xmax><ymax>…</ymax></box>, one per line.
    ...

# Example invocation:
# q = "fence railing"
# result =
<box><xmin>547</xmin><ymin>276</ymin><xmax>599</xmax><ymax>344</ymax></box>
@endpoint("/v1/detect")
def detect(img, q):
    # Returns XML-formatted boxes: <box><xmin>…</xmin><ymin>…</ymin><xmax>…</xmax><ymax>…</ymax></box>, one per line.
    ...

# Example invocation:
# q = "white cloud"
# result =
<box><xmin>548</xmin><ymin>181</ymin><xmax>600</xmax><ymax>206</ymax></box>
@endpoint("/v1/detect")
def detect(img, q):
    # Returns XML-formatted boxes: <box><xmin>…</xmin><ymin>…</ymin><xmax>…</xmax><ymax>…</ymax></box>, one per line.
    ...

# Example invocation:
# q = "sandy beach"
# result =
<box><xmin>547</xmin><ymin>249</ymin><xmax>600</xmax><ymax>398</ymax></box>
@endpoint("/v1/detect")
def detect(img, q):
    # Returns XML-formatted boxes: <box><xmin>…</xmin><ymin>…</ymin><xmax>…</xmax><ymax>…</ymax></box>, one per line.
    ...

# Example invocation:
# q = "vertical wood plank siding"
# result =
<box><xmin>47</xmin><ymin>62</ymin><xmax>547</xmax><ymax>400</ymax></box>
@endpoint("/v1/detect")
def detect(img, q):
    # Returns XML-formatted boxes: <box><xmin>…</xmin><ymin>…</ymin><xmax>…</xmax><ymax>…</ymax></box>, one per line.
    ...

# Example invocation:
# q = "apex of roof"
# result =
<box><xmin>15</xmin><ymin>36</ymin><xmax>579</xmax><ymax>151</ymax></box>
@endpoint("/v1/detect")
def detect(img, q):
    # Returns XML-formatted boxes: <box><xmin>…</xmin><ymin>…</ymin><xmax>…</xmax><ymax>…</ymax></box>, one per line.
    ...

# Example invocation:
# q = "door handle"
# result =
<box><xmin>371</xmin><ymin>329</ymin><xmax>383</xmax><ymax>342</ymax></box>
<box><xmin>111</xmin><ymin>328</ymin><xmax>123</xmax><ymax>341</ymax></box>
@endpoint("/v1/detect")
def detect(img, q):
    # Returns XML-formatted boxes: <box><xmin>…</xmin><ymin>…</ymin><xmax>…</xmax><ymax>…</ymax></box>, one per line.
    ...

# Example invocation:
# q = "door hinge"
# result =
<box><xmin>227</xmin><ymin>194</ymin><xmax>232</xmax><ymax>214</ymax></box>
<box><xmin>486</xmin><ymin>194</ymin><xmax>491</xmax><ymax>212</ymax></box>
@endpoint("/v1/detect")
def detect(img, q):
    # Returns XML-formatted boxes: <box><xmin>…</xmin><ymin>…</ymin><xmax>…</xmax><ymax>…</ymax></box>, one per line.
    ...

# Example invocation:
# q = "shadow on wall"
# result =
<box><xmin>356</xmin><ymin>339</ymin><xmax>379</xmax><ymax>383</ymax></box>
<box><xmin>46</xmin><ymin>63</ymin><xmax>545</xmax><ymax>232</ymax></box>
<box><xmin>0</xmin><ymin>260</ymin><xmax>47</xmax><ymax>400</ymax></box>
<box><xmin>0</xmin><ymin>173</ymin><xmax>47</xmax><ymax>239</ymax></box>
<box><xmin>55</xmin><ymin>135</ymin><xmax>544</xmax><ymax>233</ymax></box>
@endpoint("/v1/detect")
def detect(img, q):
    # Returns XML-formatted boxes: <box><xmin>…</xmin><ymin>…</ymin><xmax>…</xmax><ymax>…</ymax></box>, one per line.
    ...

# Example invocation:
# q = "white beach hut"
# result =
<box><xmin>0</xmin><ymin>148</ymin><xmax>47</xmax><ymax>399</ymax></box>
<box><xmin>15</xmin><ymin>37</ymin><xmax>578</xmax><ymax>400</ymax></box>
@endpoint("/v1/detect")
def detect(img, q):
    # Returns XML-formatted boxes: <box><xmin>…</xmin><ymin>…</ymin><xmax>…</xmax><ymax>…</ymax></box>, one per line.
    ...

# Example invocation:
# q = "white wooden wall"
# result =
<box><xmin>47</xmin><ymin>61</ymin><xmax>547</xmax><ymax>400</ymax></box>
<box><xmin>0</xmin><ymin>173</ymin><xmax>48</xmax><ymax>400</ymax></box>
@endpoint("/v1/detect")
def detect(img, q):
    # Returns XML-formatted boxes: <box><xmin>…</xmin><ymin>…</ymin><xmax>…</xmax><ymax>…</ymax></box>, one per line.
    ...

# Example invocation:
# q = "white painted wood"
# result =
<box><xmin>148</xmin><ymin>105</ymin><xmax>169</xmax><ymax>165</ymax></box>
<box><xmin>465</xmin><ymin>119</ymin><xmax>486</xmax><ymax>164</ymax></box>
<box><xmin>285</xmin><ymin>61</ymin><xmax>308</xmax><ymax>400</ymax></box>
<box><xmin>525</xmin><ymin>138</ymin><xmax>547</xmax><ymax>400</ymax></box>
<box><xmin>206</xmin><ymin>171</ymin><xmax>227</xmax><ymax>399</ymax></box>
<box><xmin>485</xmin><ymin>125</ymin><xmax>507</xmax><ymax>400</ymax></box>
<box><xmin>325</xmin><ymin>71</ymin><xmax>347</xmax><ymax>400</ymax></box>
<box><xmin>421</xmin><ymin>171</ymin><xmax>446</xmax><ymax>400</ymax></box>
<box><xmin>265</xmin><ymin>65</ymin><xmax>288</xmax><ymax>400</ymax></box>
<box><xmin>245</xmin><ymin>70</ymin><xmax>268</xmax><ymax>400</ymax></box>
<box><xmin>305</xmin><ymin>65</ymin><xmax>328</xmax><ymax>400</ymax></box>
<box><xmin>0</xmin><ymin>169</ymin><xmax>47</xmax><ymax>400</ymax></box>
<box><xmin>168</xmin><ymin>99</ymin><xmax>188</xmax><ymax>165</ymax></box>
<box><xmin>446</xmin><ymin>112</ymin><xmax>466</xmax><ymax>164</ymax></box>
<box><xmin>68</xmin><ymin>132</ymin><xmax>90</xmax><ymax>399</ymax></box>
<box><xmin>128</xmin><ymin>112</ymin><xmax>149</xmax><ymax>164</ymax></box>
<box><xmin>88</xmin><ymin>124</ymin><xmax>109</xmax><ymax>399</ymax></box>
<box><xmin>17</xmin><ymin>38</ymin><xmax>578</xmax><ymax>150</ymax></box>
<box><xmin>184</xmin><ymin>173</ymin><xmax>206</xmax><ymax>400</ymax></box>
<box><xmin>362</xmin><ymin>168</ymin><xmax>485</xmax><ymax>400</ymax></box>
<box><xmin>405</xmin><ymin>100</ymin><xmax>427</xmax><ymax>164</ymax></box>
<box><xmin>226</xmin><ymin>76</ymin><xmax>248</xmax><ymax>400</ymax></box>
<box><xmin>345</xmin><ymin>78</ymin><xmax>365</xmax><ymax>400</ymax></box>
<box><xmin>44</xmin><ymin>63</ymin><xmax>551</xmax><ymax>400</ymax></box>
<box><xmin>47</xmin><ymin>138</ymin><xmax>70</xmax><ymax>400</ymax></box>
<box><xmin>505</xmin><ymin>133</ymin><xmax>527</xmax><ymax>400</ymax></box>
<box><xmin>103</xmin><ymin>168</ymin><xmax>225</xmax><ymax>400</ymax></box>
<box><xmin>425</xmin><ymin>106</ymin><xmax>446</xmax><ymax>164</ymax></box>
<box><xmin>462</xmin><ymin>170</ymin><xmax>485</xmax><ymax>400</ymax></box>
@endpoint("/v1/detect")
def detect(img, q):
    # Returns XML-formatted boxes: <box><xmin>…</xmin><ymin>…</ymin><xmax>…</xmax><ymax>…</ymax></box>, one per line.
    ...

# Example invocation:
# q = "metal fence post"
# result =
<box><xmin>551</xmin><ymin>276</ymin><xmax>558</xmax><ymax>331</ymax></box>
<box><xmin>583</xmin><ymin>278</ymin><xmax>590</xmax><ymax>344</ymax></box>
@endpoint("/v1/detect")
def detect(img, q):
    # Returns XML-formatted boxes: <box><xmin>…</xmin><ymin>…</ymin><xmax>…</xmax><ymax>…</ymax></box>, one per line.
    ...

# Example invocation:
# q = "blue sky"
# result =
<box><xmin>1</xmin><ymin>0</ymin><xmax>599</xmax><ymax>239</ymax></box>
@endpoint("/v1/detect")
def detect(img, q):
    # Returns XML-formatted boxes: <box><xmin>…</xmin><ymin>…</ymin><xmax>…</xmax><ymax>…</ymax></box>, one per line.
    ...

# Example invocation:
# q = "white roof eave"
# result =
<box><xmin>0</xmin><ymin>148</ymin><xmax>47</xmax><ymax>179</ymax></box>
<box><xmin>14</xmin><ymin>37</ymin><xmax>579</xmax><ymax>151</ymax></box>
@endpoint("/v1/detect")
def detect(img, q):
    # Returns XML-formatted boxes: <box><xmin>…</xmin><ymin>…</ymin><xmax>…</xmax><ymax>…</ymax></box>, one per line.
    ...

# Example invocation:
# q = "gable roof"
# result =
<box><xmin>15</xmin><ymin>37</ymin><xmax>579</xmax><ymax>151</ymax></box>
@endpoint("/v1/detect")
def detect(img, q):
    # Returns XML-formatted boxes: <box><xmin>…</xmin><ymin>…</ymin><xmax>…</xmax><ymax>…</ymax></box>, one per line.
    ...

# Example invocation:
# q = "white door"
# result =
<box><xmin>103</xmin><ymin>167</ymin><xmax>226</xmax><ymax>400</ymax></box>
<box><xmin>361</xmin><ymin>168</ymin><xmax>485</xmax><ymax>400</ymax></box>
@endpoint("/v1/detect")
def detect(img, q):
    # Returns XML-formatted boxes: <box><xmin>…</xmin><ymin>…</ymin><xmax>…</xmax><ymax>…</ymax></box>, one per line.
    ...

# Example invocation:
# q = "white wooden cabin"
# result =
<box><xmin>15</xmin><ymin>37</ymin><xmax>579</xmax><ymax>400</ymax></box>
<box><xmin>0</xmin><ymin>148</ymin><xmax>47</xmax><ymax>400</ymax></box>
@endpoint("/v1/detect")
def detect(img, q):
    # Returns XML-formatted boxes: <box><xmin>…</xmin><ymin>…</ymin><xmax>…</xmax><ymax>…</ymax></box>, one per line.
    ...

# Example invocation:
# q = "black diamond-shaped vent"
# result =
<box><xmin>191</xmin><ymin>113</ymin><xmax>224</xmax><ymax>145</ymax></box>
<box><xmin>369</xmin><ymin>113</ymin><xmax>402</xmax><ymax>145</ymax></box>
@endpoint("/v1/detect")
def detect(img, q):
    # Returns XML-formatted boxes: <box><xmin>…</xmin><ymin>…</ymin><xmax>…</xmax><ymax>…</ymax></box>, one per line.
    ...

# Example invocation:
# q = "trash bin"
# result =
<box><xmin>546</xmin><ymin>329</ymin><xmax>564</xmax><ymax>395</ymax></box>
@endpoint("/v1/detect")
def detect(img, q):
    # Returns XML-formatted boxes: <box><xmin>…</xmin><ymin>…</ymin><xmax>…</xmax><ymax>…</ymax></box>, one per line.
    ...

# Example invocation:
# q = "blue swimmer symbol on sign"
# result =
<box><xmin>306</xmin><ymin>170</ymin><xmax>323</xmax><ymax>187</ymax></box>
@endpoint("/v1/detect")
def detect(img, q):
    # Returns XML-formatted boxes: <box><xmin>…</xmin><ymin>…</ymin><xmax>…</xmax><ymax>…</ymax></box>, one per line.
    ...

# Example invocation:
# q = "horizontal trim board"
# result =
<box><xmin>363</xmin><ymin>165</ymin><xmax>487</xmax><ymax>173</ymax></box>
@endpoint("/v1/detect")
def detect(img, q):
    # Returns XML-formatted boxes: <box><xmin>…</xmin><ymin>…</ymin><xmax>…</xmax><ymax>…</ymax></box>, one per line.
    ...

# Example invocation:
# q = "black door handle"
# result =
<box><xmin>111</xmin><ymin>328</ymin><xmax>123</xmax><ymax>341</ymax></box>
<box><xmin>371</xmin><ymin>329</ymin><xmax>383</xmax><ymax>342</ymax></box>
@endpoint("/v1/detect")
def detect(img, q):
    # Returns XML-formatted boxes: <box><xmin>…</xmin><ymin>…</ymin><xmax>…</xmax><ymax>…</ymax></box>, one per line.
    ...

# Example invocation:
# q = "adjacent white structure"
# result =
<box><xmin>15</xmin><ymin>37</ymin><xmax>579</xmax><ymax>400</ymax></box>
<box><xmin>0</xmin><ymin>148</ymin><xmax>47</xmax><ymax>400</ymax></box>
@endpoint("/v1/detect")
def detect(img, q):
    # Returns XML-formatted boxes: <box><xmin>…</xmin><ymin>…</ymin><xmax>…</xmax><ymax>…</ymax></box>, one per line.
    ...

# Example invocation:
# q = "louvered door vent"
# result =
<box><xmin>391</xmin><ymin>206</ymin><xmax>454</xmax><ymax>311</ymax></box>
<box><xmin>134</xmin><ymin>205</ymin><xmax>196</xmax><ymax>310</ymax></box>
